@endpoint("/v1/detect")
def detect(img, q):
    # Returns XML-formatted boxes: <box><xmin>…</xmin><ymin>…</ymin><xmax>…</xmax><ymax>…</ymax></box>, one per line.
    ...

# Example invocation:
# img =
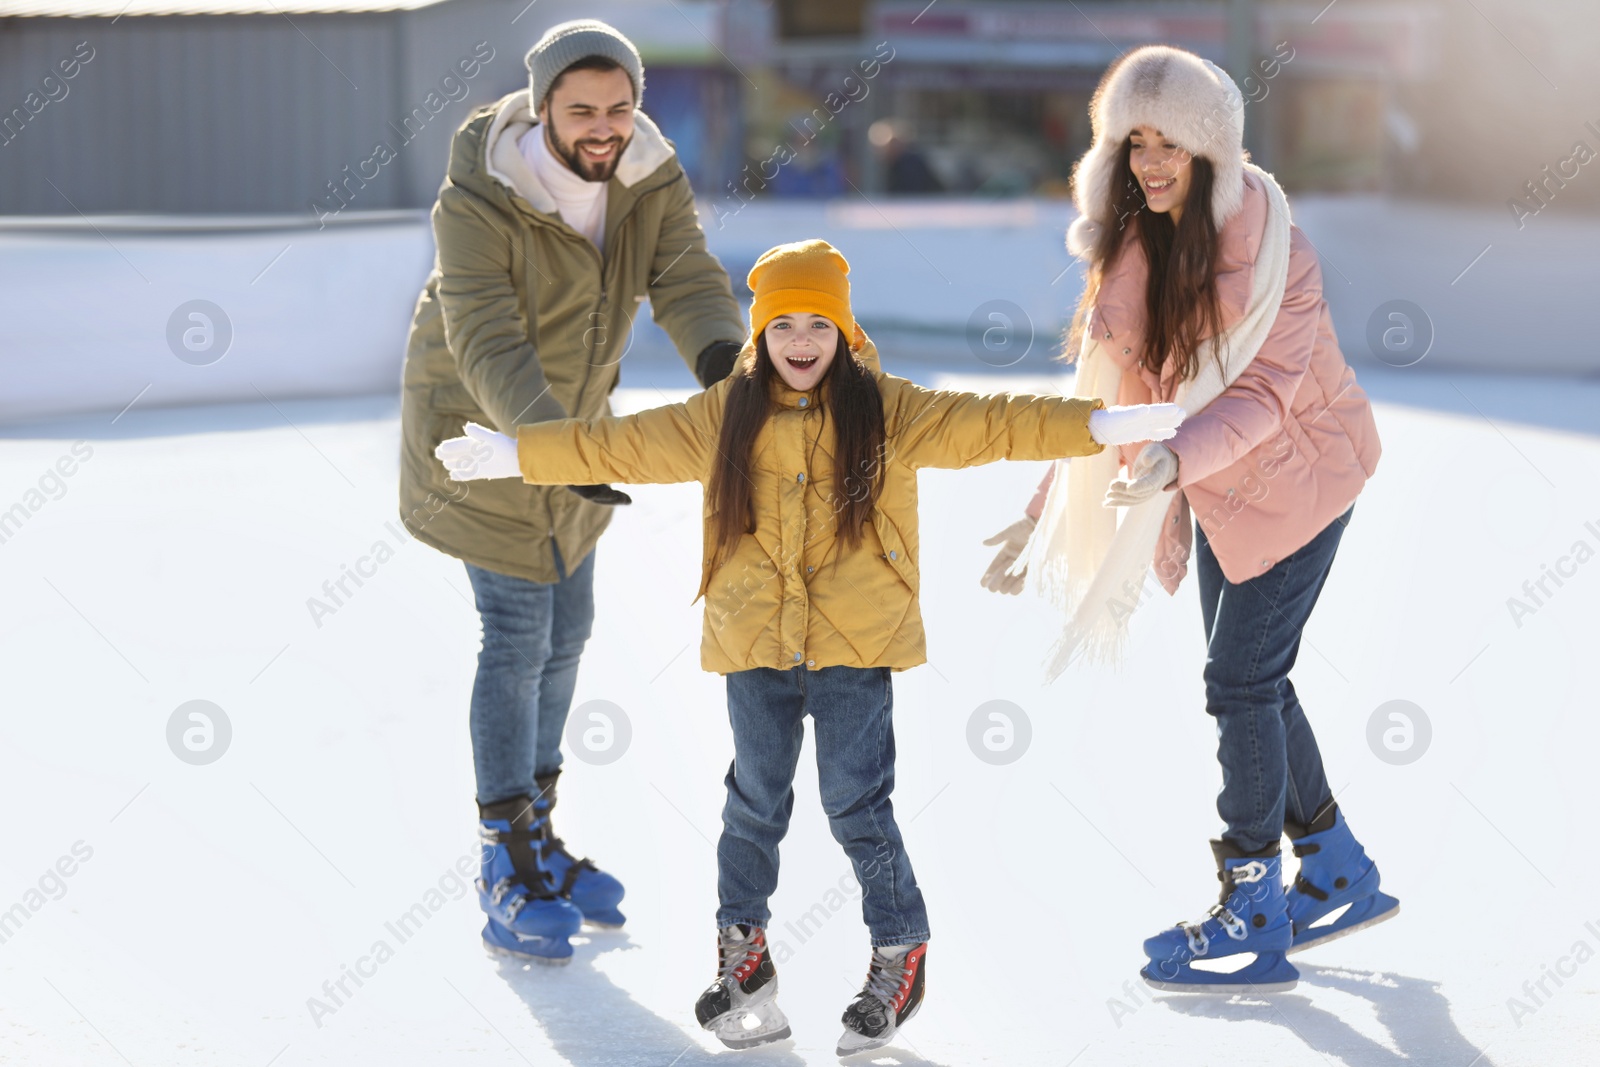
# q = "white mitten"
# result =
<box><xmin>434</xmin><ymin>422</ymin><xmax>521</xmax><ymax>481</ymax></box>
<box><xmin>1087</xmin><ymin>403</ymin><xmax>1185</xmax><ymax>446</ymax></box>
<box><xmin>1104</xmin><ymin>442</ymin><xmax>1179</xmax><ymax>507</ymax></box>
<box><xmin>980</xmin><ymin>515</ymin><xmax>1036</xmax><ymax>595</ymax></box>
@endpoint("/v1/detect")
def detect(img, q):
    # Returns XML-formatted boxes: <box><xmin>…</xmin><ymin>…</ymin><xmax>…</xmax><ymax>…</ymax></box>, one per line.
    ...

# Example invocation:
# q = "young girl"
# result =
<box><xmin>983</xmin><ymin>46</ymin><xmax>1393</xmax><ymax>992</ymax></box>
<box><xmin>438</xmin><ymin>239</ymin><xmax>1183</xmax><ymax>1051</ymax></box>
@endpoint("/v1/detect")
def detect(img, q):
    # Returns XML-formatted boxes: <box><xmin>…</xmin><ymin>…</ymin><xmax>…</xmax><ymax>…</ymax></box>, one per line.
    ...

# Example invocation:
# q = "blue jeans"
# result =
<box><xmin>465</xmin><ymin>542</ymin><xmax>595</xmax><ymax>805</ymax></box>
<box><xmin>718</xmin><ymin>665</ymin><xmax>930</xmax><ymax>947</ymax></box>
<box><xmin>1197</xmin><ymin>507</ymin><xmax>1352</xmax><ymax>854</ymax></box>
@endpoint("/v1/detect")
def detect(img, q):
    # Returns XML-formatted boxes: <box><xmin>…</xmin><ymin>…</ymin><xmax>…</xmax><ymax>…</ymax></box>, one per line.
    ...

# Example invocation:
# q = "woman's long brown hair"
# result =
<box><xmin>707</xmin><ymin>330</ymin><xmax>885</xmax><ymax>567</ymax></box>
<box><xmin>1066</xmin><ymin>136</ymin><xmax>1225</xmax><ymax>383</ymax></box>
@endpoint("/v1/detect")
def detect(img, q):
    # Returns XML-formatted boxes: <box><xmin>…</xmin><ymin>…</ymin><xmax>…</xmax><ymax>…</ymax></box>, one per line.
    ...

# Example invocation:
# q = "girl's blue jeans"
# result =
<box><xmin>717</xmin><ymin>664</ymin><xmax>930</xmax><ymax>947</ymax></box>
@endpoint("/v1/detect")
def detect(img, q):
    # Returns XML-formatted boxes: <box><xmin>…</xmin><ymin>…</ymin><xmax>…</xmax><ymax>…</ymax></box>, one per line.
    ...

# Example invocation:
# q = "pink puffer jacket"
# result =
<box><xmin>1028</xmin><ymin>169</ymin><xmax>1381</xmax><ymax>592</ymax></box>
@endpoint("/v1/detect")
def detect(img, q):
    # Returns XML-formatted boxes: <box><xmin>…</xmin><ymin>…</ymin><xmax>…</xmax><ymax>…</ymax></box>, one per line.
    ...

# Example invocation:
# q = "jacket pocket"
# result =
<box><xmin>870</xmin><ymin>512</ymin><xmax>918</xmax><ymax>593</ymax></box>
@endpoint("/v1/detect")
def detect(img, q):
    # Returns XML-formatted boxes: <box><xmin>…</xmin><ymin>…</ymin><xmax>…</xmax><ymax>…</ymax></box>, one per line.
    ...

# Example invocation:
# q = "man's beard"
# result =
<box><xmin>546</xmin><ymin>124</ymin><xmax>629</xmax><ymax>183</ymax></box>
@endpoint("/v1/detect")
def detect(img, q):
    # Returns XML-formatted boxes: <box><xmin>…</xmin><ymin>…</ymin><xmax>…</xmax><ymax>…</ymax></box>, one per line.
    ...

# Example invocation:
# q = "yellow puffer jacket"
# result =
<box><xmin>515</xmin><ymin>344</ymin><xmax>1105</xmax><ymax>674</ymax></box>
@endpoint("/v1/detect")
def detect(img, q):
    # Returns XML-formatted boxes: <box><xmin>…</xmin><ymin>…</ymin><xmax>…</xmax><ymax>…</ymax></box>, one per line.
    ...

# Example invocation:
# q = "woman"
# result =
<box><xmin>983</xmin><ymin>45</ymin><xmax>1395</xmax><ymax>992</ymax></box>
<box><xmin>437</xmin><ymin>239</ymin><xmax>1183</xmax><ymax>1048</ymax></box>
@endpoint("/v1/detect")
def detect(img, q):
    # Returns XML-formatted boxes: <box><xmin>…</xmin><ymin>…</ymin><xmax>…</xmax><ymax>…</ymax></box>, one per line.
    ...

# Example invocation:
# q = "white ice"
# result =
<box><xmin>1</xmin><ymin>355</ymin><xmax>1596</xmax><ymax>1067</ymax></box>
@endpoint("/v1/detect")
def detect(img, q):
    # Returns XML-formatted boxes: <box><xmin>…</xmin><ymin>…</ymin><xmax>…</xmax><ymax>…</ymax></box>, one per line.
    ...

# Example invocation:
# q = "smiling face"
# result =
<box><xmin>763</xmin><ymin>313</ymin><xmax>839</xmax><ymax>390</ymax></box>
<box><xmin>539</xmin><ymin>66</ymin><xmax>635</xmax><ymax>182</ymax></box>
<box><xmin>1128</xmin><ymin>124</ymin><xmax>1194</xmax><ymax>223</ymax></box>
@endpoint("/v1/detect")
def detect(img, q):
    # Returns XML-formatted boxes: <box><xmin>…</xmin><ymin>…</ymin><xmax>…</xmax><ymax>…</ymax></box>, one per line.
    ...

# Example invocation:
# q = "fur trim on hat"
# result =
<box><xmin>1067</xmin><ymin>45</ymin><xmax>1247</xmax><ymax>257</ymax></box>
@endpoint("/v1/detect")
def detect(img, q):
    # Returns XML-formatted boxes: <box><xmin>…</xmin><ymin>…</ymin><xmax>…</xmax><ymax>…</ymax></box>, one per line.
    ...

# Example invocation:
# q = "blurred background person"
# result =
<box><xmin>869</xmin><ymin>120</ymin><xmax>946</xmax><ymax>195</ymax></box>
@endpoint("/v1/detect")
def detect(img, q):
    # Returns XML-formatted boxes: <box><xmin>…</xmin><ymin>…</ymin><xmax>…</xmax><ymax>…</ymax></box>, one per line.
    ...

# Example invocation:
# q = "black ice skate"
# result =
<box><xmin>693</xmin><ymin>924</ymin><xmax>791</xmax><ymax>1050</ymax></box>
<box><xmin>837</xmin><ymin>942</ymin><xmax>927</xmax><ymax>1056</ymax></box>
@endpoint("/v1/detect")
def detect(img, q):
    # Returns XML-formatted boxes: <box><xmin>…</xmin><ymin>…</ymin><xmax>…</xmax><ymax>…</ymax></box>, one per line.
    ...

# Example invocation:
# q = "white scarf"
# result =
<box><xmin>1024</xmin><ymin>163</ymin><xmax>1294</xmax><ymax>680</ymax></box>
<box><xmin>519</xmin><ymin>125</ymin><xmax>608</xmax><ymax>252</ymax></box>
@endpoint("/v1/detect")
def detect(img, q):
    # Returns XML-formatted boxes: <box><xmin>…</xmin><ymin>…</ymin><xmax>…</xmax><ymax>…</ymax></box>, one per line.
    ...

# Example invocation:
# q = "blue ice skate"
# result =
<box><xmin>533</xmin><ymin>772</ymin><xmax>627</xmax><ymax>928</ymax></box>
<box><xmin>1141</xmin><ymin>842</ymin><xmax>1299</xmax><ymax>993</ymax></box>
<box><xmin>477</xmin><ymin>795</ymin><xmax>583</xmax><ymax>964</ymax></box>
<box><xmin>1284</xmin><ymin>804</ymin><xmax>1399</xmax><ymax>954</ymax></box>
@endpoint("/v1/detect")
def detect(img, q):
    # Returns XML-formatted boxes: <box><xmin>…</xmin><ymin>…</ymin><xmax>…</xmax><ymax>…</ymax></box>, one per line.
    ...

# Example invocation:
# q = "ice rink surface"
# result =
<box><xmin>1</xmin><ymin>359</ymin><xmax>1597</xmax><ymax>1066</ymax></box>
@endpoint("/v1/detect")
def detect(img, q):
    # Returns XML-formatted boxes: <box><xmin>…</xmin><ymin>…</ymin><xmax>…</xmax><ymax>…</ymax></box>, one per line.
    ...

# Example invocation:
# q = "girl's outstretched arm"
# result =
<box><xmin>516</xmin><ymin>386</ymin><xmax>724</xmax><ymax>486</ymax></box>
<box><xmin>885</xmin><ymin>379</ymin><xmax>1180</xmax><ymax>470</ymax></box>
<box><xmin>437</xmin><ymin>385</ymin><xmax>724</xmax><ymax>486</ymax></box>
<box><xmin>885</xmin><ymin>379</ymin><xmax>1106</xmax><ymax>471</ymax></box>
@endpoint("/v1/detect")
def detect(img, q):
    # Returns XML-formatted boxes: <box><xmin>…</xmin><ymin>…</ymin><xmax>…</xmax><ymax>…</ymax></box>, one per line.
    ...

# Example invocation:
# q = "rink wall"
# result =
<box><xmin>2</xmin><ymin>196</ymin><xmax>1595</xmax><ymax>423</ymax></box>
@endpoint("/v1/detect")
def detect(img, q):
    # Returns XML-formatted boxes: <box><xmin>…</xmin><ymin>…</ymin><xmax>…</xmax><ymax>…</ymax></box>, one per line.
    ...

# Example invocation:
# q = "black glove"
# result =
<box><xmin>695</xmin><ymin>340</ymin><xmax>743</xmax><ymax>387</ymax></box>
<box><xmin>567</xmin><ymin>484</ymin><xmax>633</xmax><ymax>506</ymax></box>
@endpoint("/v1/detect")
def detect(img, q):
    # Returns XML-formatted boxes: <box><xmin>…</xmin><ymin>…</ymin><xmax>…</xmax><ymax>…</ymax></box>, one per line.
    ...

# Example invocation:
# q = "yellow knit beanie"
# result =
<box><xmin>747</xmin><ymin>239</ymin><xmax>857</xmax><ymax>346</ymax></box>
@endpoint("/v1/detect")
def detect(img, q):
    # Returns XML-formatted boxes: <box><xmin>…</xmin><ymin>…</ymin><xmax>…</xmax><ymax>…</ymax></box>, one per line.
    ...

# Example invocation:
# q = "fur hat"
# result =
<box><xmin>1067</xmin><ymin>45</ymin><xmax>1246</xmax><ymax>257</ymax></box>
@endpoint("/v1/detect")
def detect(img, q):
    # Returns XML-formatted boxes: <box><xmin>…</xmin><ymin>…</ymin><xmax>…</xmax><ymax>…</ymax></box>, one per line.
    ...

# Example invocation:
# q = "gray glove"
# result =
<box><xmin>981</xmin><ymin>515</ymin><xmax>1036</xmax><ymax>595</ymax></box>
<box><xmin>1104</xmin><ymin>443</ymin><xmax>1179</xmax><ymax>507</ymax></box>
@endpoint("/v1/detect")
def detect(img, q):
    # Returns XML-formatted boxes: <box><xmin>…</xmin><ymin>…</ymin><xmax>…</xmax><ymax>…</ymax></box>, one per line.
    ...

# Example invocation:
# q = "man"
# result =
<box><xmin>398</xmin><ymin>18</ymin><xmax>745</xmax><ymax>964</ymax></box>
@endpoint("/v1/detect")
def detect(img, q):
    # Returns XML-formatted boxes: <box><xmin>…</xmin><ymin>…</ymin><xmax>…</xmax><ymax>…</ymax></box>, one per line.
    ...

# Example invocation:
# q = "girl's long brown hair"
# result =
<box><xmin>707</xmin><ymin>330</ymin><xmax>885</xmax><ymax>566</ymax></box>
<box><xmin>1066</xmin><ymin>136</ymin><xmax>1225</xmax><ymax>383</ymax></box>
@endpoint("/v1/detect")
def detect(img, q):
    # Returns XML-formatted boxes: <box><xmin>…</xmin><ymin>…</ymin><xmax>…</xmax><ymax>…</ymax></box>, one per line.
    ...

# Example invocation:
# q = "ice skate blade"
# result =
<box><xmin>1290</xmin><ymin>895</ymin><xmax>1399</xmax><ymax>955</ymax></box>
<box><xmin>836</xmin><ymin>1031</ymin><xmax>892</xmax><ymax>1057</ymax></box>
<box><xmin>482</xmin><ymin>938</ymin><xmax>573</xmax><ymax>966</ymax></box>
<box><xmin>581</xmin><ymin>918</ymin><xmax>626</xmax><ymax>930</ymax></box>
<box><xmin>717</xmin><ymin>1023</ymin><xmax>792</xmax><ymax>1050</ymax></box>
<box><xmin>480</xmin><ymin>921</ymin><xmax>575</xmax><ymax>965</ymax></box>
<box><xmin>707</xmin><ymin>1000</ymin><xmax>792</xmax><ymax>1051</ymax></box>
<box><xmin>836</xmin><ymin>1001</ymin><xmax>920</xmax><ymax>1057</ymax></box>
<box><xmin>1140</xmin><ymin>953</ymin><xmax>1298</xmax><ymax>995</ymax></box>
<box><xmin>1141</xmin><ymin>972</ymin><xmax>1298</xmax><ymax>995</ymax></box>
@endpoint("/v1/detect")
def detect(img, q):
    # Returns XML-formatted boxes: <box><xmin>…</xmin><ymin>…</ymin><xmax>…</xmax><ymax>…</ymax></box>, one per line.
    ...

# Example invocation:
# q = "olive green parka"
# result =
<box><xmin>399</xmin><ymin>90</ymin><xmax>745</xmax><ymax>582</ymax></box>
<box><xmin>514</xmin><ymin>339</ymin><xmax>1107</xmax><ymax>673</ymax></box>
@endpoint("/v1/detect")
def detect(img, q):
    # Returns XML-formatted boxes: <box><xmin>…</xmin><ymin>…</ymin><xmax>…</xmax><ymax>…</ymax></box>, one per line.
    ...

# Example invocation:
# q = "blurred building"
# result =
<box><xmin>4</xmin><ymin>0</ymin><xmax>1598</xmax><ymax>215</ymax></box>
<box><xmin>732</xmin><ymin>0</ymin><xmax>1600</xmax><ymax>212</ymax></box>
<box><xmin>735</xmin><ymin>0</ymin><xmax>1447</xmax><ymax>199</ymax></box>
<box><xmin>0</xmin><ymin>0</ymin><xmax>741</xmax><ymax>215</ymax></box>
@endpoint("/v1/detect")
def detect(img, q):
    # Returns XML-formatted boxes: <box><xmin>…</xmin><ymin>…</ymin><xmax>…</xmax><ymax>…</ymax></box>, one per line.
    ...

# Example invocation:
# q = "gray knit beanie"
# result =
<box><xmin>526</xmin><ymin>19</ymin><xmax>644</xmax><ymax>112</ymax></box>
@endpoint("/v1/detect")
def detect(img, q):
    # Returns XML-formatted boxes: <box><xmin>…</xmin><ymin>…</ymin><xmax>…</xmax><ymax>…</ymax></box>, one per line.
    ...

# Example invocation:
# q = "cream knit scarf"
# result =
<box><xmin>1024</xmin><ymin>163</ymin><xmax>1294</xmax><ymax>680</ymax></box>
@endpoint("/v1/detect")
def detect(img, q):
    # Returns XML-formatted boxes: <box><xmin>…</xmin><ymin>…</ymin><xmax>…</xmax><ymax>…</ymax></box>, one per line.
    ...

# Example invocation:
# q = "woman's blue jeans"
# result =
<box><xmin>1197</xmin><ymin>507</ymin><xmax>1352</xmax><ymax>853</ymax></box>
<box><xmin>717</xmin><ymin>665</ymin><xmax>930</xmax><ymax>947</ymax></box>
<box><xmin>464</xmin><ymin>543</ymin><xmax>595</xmax><ymax>805</ymax></box>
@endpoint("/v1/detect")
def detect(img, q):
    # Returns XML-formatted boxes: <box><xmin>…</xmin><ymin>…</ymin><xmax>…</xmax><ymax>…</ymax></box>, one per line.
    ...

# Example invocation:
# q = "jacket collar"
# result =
<box><xmin>770</xmin><ymin>376</ymin><xmax>819</xmax><ymax>410</ymax></box>
<box><xmin>482</xmin><ymin>89</ymin><xmax>676</xmax><ymax>214</ymax></box>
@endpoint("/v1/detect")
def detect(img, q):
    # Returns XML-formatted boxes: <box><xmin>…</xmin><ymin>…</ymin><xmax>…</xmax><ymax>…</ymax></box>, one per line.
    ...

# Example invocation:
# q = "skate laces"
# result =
<box><xmin>862</xmin><ymin>948</ymin><xmax>915</xmax><ymax>1009</ymax></box>
<box><xmin>717</xmin><ymin>926</ymin><xmax>766</xmax><ymax>984</ymax></box>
